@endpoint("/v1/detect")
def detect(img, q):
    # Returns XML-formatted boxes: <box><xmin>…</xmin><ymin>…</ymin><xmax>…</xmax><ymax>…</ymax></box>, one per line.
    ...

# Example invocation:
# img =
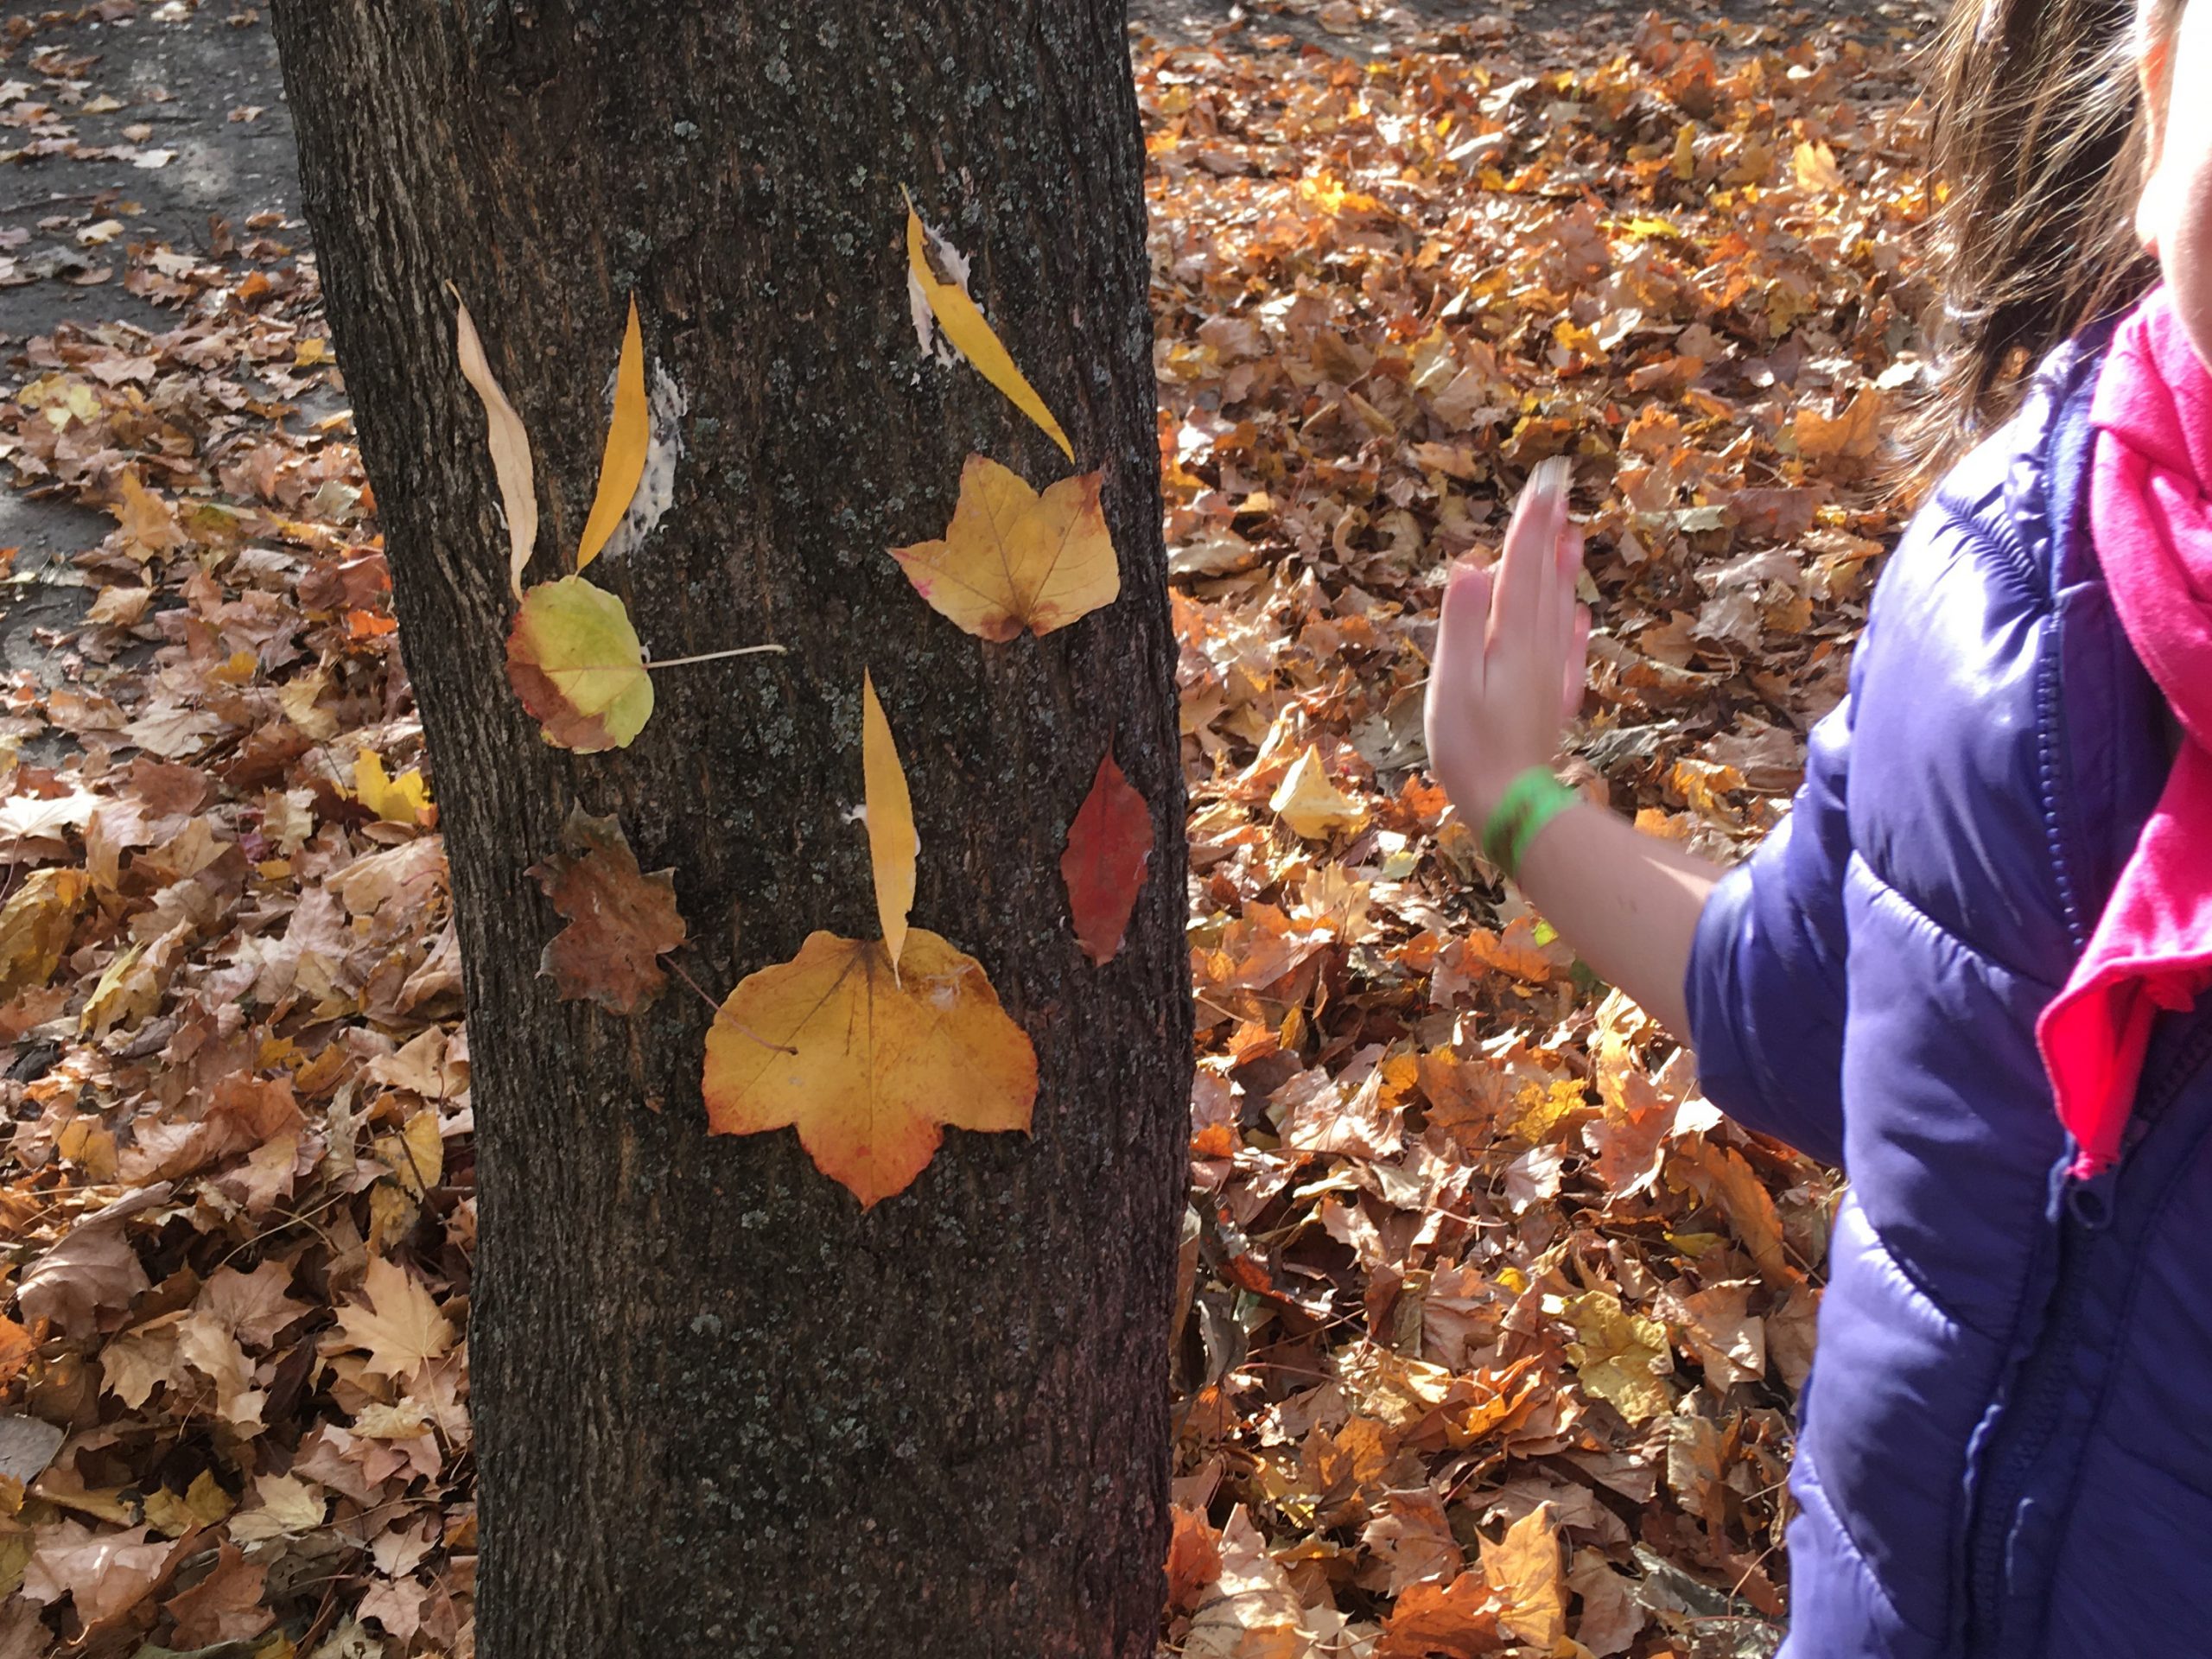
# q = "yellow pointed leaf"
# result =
<box><xmin>861</xmin><ymin>670</ymin><xmax>916</xmax><ymax>972</ymax></box>
<box><xmin>1479</xmin><ymin>1502</ymin><xmax>1566</xmax><ymax>1651</ymax></box>
<box><xmin>1269</xmin><ymin>745</ymin><xmax>1367</xmax><ymax>840</ymax></box>
<box><xmin>448</xmin><ymin>287</ymin><xmax>539</xmax><ymax>600</ymax></box>
<box><xmin>890</xmin><ymin>454</ymin><xmax>1119</xmax><ymax>641</ymax></box>
<box><xmin>904</xmin><ymin>194</ymin><xmax>1073</xmax><ymax>460</ymax></box>
<box><xmin>350</xmin><ymin>751</ymin><xmax>433</xmax><ymax>826</ymax></box>
<box><xmin>575</xmin><ymin>294</ymin><xmax>647</xmax><ymax>572</ymax></box>
<box><xmin>702</xmin><ymin>929</ymin><xmax>1036</xmax><ymax>1209</ymax></box>
<box><xmin>505</xmin><ymin>575</ymin><xmax>653</xmax><ymax>752</ymax></box>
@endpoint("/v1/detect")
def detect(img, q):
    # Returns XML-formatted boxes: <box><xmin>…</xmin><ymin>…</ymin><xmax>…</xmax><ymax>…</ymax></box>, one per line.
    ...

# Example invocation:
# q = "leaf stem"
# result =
<box><xmin>668</xmin><ymin>958</ymin><xmax>795</xmax><ymax>1053</ymax></box>
<box><xmin>642</xmin><ymin>643</ymin><xmax>789</xmax><ymax>671</ymax></box>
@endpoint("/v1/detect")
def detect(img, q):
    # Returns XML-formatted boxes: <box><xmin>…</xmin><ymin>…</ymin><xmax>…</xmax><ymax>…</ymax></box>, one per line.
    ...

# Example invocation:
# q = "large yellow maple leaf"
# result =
<box><xmin>890</xmin><ymin>454</ymin><xmax>1119</xmax><ymax>642</ymax></box>
<box><xmin>702</xmin><ymin>929</ymin><xmax>1034</xmax><ymax>1209</ymax></box>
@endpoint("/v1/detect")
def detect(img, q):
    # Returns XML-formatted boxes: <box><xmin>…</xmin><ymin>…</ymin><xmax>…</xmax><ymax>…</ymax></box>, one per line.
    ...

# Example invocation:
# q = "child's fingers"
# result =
<box><xmin>1491</xmin><ymin>456</ymin><xmax>1571</xmax><ymax>652</ymax></box>
<box><xmin>1548</xmin><ymin>524</ymin><xmax>1586</xmax><ymax>658</ymax></box>
<box><xmin>1430</xmin><ymin>558</ymin><xmax>1493</xmax><ymax>709</ymax></box>
<box><xmin>1562</xmin><ymin>603</ymin><xmax>1592</xmax><ymax>722</ymax></box>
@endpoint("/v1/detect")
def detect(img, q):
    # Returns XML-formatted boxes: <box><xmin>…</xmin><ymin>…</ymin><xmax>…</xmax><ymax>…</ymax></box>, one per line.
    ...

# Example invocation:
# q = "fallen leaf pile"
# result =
<box><xmin>0</xmin><ymin>2</ymin><xmax>1939</xmax><ymax>1654</ymax></box>
<box><xmin>0</xmin><ymin>16</ymin><xmax>472</xmax><ymax>1657</ymax></box>
<box><xmin>1147</xmin><ymin>3</ymin><xmax>1934</xmax><ymax>1652</ymax></box>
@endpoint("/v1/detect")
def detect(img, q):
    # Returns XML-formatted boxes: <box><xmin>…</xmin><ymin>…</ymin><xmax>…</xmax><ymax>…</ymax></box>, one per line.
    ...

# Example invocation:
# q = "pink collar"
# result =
<box><xmin>2037</xmin><ymin>287</ymin><xmax>2212</xmax><ymax>1178</ymax></box>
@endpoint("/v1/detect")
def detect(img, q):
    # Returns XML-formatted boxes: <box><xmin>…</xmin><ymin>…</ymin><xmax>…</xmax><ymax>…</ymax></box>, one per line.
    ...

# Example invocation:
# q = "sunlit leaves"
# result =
<box><xmin>1268</xmin><ymin>745</ymin><xmax>1365</xmax><ymax>840</ymax></box>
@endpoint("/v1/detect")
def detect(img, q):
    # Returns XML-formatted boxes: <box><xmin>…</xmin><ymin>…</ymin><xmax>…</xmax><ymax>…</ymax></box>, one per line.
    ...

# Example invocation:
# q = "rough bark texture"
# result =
<box><xmin>266</xmin><ymin>4</ymin><xmax>1189</xmax><ymax>1654</ymax></box>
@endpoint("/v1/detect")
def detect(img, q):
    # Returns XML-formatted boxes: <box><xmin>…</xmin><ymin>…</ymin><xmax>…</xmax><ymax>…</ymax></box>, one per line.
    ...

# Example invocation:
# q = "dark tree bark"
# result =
<box><xmin>266</xmin><ymin>4</ymin><xmax>1188</xmax><ymax>1654</ymax></box>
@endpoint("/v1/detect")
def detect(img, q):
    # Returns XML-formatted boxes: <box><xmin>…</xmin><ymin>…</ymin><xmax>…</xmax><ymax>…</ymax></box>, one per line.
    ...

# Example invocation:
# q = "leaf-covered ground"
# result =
<box><xmin>0</xmin><ymin>2</ymin><xmax>1936</xmax><ymax>1654</ymax></box>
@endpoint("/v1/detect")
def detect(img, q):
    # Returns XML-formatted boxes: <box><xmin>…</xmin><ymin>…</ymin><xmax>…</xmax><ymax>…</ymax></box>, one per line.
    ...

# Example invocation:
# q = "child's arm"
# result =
<box><xmin>1423</xmin><ymin>459</ymin><xmax>1723</xmax><ymax>1044</ymax></box>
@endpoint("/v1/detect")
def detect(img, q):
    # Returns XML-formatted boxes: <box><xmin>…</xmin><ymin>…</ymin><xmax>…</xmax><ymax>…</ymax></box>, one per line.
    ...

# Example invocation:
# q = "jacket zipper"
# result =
<box><xmin>1961</xmin><ymin>1016</ymin><xmax>2212</xmax><ymax>1656</ymax></box>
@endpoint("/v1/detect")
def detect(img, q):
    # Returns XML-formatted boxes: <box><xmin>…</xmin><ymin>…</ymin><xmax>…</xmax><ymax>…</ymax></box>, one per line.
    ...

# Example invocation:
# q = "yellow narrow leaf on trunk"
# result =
<box><xmin>702</xmin><ymin>929</ymin><xmax>1036</xmax><ymax>1209</ymax></box>
<box><xmin>904</xmin><ymin>195</ymin><xmax>1073</xmax><ymax>461</ymax></box>
<box><xmin>889</xmin><ymin>454</ymin><xmax>1119</xmax><ymax>641</ymax></box>
<box><xmin>575</xmin><ymin>294</ymin><xmax>647</xmax><ymax>573</ymax></box>
<box><xmin>861</xmin><ymin>670</ymin><xmax>917</xmax><ymax>974</ymax></box>
<box><xmin>448</xmin><ymin>288</ymin><xmax>538</xmax><ymax>599</ymax></box>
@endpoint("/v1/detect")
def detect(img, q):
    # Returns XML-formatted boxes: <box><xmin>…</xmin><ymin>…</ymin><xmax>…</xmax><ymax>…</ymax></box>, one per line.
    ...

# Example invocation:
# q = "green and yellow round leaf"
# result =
<box><xmin>505</xmin><ymin>575</ymin><xmax>652</xmax><ymax>753</ymax></box>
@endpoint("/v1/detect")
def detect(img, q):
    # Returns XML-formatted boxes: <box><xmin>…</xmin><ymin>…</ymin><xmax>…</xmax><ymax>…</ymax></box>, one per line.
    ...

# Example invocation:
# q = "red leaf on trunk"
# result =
<box><xmin>1060</xmin><ymin>747</ymin><xmax>1153</xmax><ymax>965</ymax></box>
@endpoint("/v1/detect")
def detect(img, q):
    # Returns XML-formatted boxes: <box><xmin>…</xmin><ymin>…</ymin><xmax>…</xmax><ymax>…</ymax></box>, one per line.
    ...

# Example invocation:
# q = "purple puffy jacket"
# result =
<box><xmin>1684</xmin><ymin>321</ymin><xmax>2212</xmax><ymax>1658</ymax></box>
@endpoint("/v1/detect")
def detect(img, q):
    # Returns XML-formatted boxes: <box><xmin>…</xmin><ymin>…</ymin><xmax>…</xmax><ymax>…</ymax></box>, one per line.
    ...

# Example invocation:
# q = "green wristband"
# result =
<box><xmin>1479</xmin><ymin>766</ymin><xmax>1580</xmax><ymax>879</ymax></box>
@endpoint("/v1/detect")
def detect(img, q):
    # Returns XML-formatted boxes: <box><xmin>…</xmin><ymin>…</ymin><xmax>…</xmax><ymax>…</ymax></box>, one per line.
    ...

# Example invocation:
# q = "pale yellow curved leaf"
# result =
<box><xmin>448</xmin><ymin>286</ymin><xmax>539</xmax><ymax>600</ymax></box>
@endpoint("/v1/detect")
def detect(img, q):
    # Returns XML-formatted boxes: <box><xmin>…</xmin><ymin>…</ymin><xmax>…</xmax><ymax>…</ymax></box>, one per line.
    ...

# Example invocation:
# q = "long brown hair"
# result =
<box><xmin>1906</xmin><ymin>0</ymin><xmax>2185</xmax><ymax>486</ymax></box>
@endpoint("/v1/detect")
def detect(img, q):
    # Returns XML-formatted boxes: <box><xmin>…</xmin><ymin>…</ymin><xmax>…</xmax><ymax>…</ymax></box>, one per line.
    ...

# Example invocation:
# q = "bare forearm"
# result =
<box><xmin>1510</xmin><ymin>802</ymin><xmax>1721</xmax><ymax>1043</ymax></box>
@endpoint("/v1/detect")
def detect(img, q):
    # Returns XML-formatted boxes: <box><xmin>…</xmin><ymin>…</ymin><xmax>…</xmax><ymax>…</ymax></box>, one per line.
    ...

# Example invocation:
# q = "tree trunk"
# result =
<box><xmin>265</xmin><ymin>5</ymin><xmax>1188</xmax><ymax>1654</ymax></box>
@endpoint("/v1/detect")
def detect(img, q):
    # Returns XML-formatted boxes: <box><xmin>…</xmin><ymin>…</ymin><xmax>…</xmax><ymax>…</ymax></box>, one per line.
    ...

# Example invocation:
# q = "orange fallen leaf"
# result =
<box><xmin>904</xmin><ymin>192</ymin><xmax>1073</xmax><ymax>460</ymax></box>
<box><xmin>862</xmin><ymin>671</ymin><xmax>917</xmax><ymax>974</ymax></box>
<box><xmin>890</xmin><ymin>454</ymin><xmax>1118</xmax><ymax>641</ymax></box>
<box><xmin>528</xmin><ymin>805</ymin><xmax>686</xmax><ymax>1014</ymax></box>
<box><xmin>1166</xmin><ymin>1503</ymin><xmax>1224</xmax><ymax>1612</ymax></box>
<box><xmin>1375</xmin><ymin>1569</ymin><xmax>1502</xmax><ymax>1658</ymax></box>
<box><xmin>701</xmin><ymin>929</ymin><xmax>1036</xmax><ymax>1209</ymax></box>
<box><xmin>1793</xmin><ymin>385</ymin><xmax>1885</xmax><ymax>461</ymax></box>
<box><xmin>0</xmin><ymin>1313</ymin><xmax>31</xmax><ymax>1389</ymax></box>
<box><xmin>505</xmin><ymin>575</ymin><xmax>652</xmax><ymax>752</ymax></box>
<box><xmin>111</xmin><ymin>467</ymin><xmax>186</xmax><ymax>561</ymax></box>
<box><xmin>576</xmin><ymin>294</ymin><xmax>647</xmax><ymax>572</ymax></box>
<box><xmin>346</xmin><ymin>607</ymin><xmax>399</xmax><ymax>639</ymax></box>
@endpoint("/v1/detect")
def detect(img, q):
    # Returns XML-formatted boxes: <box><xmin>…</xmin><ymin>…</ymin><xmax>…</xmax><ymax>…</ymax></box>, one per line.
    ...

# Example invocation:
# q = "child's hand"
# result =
<box><xmin>1423</xmin><ymin>455</ymin><xmax>1592</xmax><ymax>823</ymax></box>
